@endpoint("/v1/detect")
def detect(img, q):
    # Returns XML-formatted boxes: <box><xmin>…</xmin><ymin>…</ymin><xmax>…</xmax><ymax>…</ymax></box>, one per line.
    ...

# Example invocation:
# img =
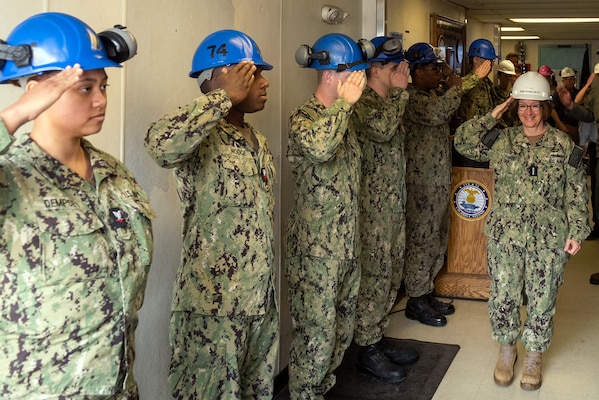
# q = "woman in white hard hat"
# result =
<box><xmin>453</xmin><ymin>71</ymin><xmax>590</xmax><ymax>392</ymax></box>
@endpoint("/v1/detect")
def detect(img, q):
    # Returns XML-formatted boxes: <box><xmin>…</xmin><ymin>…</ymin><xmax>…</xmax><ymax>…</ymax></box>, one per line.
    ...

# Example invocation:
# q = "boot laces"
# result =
<box><xmin>523</xmin><ymin>352</ymin><xmax>540</xmax><ymax>372</ymax></box>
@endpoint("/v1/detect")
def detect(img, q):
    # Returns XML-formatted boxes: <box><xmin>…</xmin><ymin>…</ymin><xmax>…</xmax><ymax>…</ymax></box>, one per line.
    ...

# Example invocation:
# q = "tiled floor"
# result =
<box><xmin>386</xmin><ymin>238</ymin><xmax>599</xmax><ymax>400</ymax></box>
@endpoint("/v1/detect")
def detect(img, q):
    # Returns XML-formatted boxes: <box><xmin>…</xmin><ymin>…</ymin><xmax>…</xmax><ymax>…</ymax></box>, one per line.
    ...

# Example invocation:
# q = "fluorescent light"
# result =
<box><xmin>501</xmin><ymin>35</ymin><xmax>540</xmax><ymax>40</ymax></box>
<box><xmin>510</xmin><ymin>18</ymin><xmax>599</xmax><ymax>23</ymax></box>
<box><xmin>501</xmin><ymin>27</ymin><xmax>524</xmax><ymax>32</ymax></box>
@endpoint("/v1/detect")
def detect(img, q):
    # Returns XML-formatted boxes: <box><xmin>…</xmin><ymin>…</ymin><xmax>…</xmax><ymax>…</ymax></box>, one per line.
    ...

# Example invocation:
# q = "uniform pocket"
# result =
<box><xmin>219</xmin><ymin>151</ymin><xmax>259</xmax><ymax>207</ymax></box>
<box><xmin>37</xmin><ymin>206</ymin><xmax>111</xmax><ymax>285</ymax></box>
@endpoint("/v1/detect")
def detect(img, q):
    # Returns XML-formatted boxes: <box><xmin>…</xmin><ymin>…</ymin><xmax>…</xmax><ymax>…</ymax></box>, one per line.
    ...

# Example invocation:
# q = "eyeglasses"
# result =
<box><xmin>518</xmin><ymin>103</ymin><xmax>542</xmax><ymax>112</ymax></box>
<box><xmin>420</xmin><ymin>65</ymin><xmax>443</xmax><ymax>74</ymax></box>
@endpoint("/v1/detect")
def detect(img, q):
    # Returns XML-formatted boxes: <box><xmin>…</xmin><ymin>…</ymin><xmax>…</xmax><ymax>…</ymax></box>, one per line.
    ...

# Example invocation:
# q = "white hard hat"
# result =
<box><xmin>594</xmin><ymin>62</ymin><xmax>599</xmax><ymax>74</ymax></box>
<box><xmin>559</xmin><ymin>67</ymin><xmax>577</xmax><ymax>77</ymax></box>
<box><xmin>511</xmin><ymin>71</ymin><xmax>552</xmax><ymax>101</ymax></box>
<box><xmin>497</xmin><ymin>60</ymin><xmax>516</xmax><ymax>75</ymax></box>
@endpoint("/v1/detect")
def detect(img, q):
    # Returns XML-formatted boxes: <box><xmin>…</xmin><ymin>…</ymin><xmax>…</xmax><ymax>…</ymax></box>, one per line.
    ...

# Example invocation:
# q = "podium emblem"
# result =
<box><xmin>452</xmin><ymin>180</ymin><xmax>490</xmax><ymax>221</ymax></box>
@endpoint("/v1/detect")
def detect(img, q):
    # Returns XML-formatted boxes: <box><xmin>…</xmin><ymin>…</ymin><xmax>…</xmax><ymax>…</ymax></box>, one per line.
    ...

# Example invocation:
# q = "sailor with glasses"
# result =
<box><xmin>454</xmin><ymin>71</ymin><xmax>589</xmax><ymax>391</ymax></box>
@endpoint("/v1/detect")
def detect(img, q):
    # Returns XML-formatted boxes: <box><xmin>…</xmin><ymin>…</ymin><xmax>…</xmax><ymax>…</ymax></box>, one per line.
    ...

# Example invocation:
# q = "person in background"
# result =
<box><xmin>285</xmin><ymin>33</ymin><xmax>367</xmax><ymax>399</ymax></box>
<box><xmin>454</xmin><ymin>38</ymin><xmax>499</xmax><ymax>128</ymax></box>
<box><xmin>351</xmin><ymin>36</ymin><xmax>418</xmax><ymax>384</ymax></box>
<box><xmin>538</xmin><ymin>65</ymin><xmax>557</xmax><ymax>95</ymax></box>
<box><xmin>145</xmin><ymin>30</ymin><xmax>278</xmax><ymax>399</ymax></box>
<box><xmin>495</xmin><ymin>59</ymin><xmax>518</xmax><ymax>127</ymax></box>
<box><xmin>0</xmin><ymin>12</ymin><xmax>154</xmax><ymax>399</ymax></box>
<box><xmin>574</xmin><ymin>65</ymin><xmax>599</xmax><ymax>244</ymax></box>
<box><xmin>402</xmin><ymin>42</ymin><xmax>491</xmax><ymax>327</ymax></box>
<box><xmin>551</xmin><ymin>66</ymin><xmax>580</xmax><ymax>143</ymax></box>
<box><xmin>454</xmin><ymin>71</ymin><xmax>589</xmax><ymax>391</ymax></box>
<box><xmin>506</xmin><ymin>52</ymin><xmax>523</xmax><ymax>76</ymax></box>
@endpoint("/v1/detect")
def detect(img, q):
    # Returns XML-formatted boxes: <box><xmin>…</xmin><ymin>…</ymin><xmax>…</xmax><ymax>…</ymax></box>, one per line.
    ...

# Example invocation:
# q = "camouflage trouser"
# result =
<box><xmin>354</xmin><ymin>212</ymin><xmax>405</xmax><ymax>346</ymax></box>
<box><xmin>487</xmin><ymin>238</ymin><xmax>568</xmax><ymax>352</ymax></box>
<box><xmin>404</xmin><ymin>184</ymin><xmax>450</xmax><ymax>297</ymax></box>
<box><xmin>286</xmin><ymin>256</ymin><xmax>360</xmax><ymax>400</ymax></box>
<box><xmin>168</xmin><ymin>306</ymin><xmax>279</xmax><ymax>400</ymax></box>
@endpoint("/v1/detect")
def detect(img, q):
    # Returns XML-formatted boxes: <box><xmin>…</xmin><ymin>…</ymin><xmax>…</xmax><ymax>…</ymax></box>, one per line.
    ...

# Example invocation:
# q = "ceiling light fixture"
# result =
<box><xmin>501</xmin><ymin>35</ymin><xmax>540</xmax><ymax>40</ymax></box>
<box><xmin>510</xmin><ymin>17</ymin><xmax>599</xmax><ymax>23</ymax></box>
<box><xmin>500</xmin><ymin>27</ymin><xmax>524</xmax><ymax>32</ymax></box>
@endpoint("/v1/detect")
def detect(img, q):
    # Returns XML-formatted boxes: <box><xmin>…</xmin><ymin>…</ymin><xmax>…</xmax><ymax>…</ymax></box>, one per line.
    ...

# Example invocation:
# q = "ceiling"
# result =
<box><xmin>446</xmin><ymin>0</ymin><xmax>599</xmax><ymax>41</ymax></box>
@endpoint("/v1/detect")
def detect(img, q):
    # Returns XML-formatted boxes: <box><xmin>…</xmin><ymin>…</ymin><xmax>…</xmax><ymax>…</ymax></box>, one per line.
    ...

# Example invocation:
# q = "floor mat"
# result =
<box><xmin>274</xmin><ymin>338</ymin><xmax>460</xmax><ymax>400</ymax></box>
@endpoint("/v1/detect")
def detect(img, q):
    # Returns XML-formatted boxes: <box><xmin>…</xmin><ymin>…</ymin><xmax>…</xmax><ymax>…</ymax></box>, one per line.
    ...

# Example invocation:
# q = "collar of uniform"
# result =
<box><xmin>20</xmin><ymin>133</ymin><xmax>118</xmax><ymax>189</ymax></box>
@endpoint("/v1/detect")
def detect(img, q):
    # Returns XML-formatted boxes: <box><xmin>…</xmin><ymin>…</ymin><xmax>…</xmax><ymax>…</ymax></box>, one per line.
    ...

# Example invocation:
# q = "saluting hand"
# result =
<box><xmin>474</xmin><ymin>59</ymin><xmax>492</xmax><ymax>79</ymax></box>
<box><xmin>208</xmin><ymin>61</ymin><xmax>256</xmax><ymax>105</ymax></box>
<box><xmin>390</xmin><ymin>61</ymin><xmax>410</xmax><ymax>89</ymax></box>
<box><xmin>337</xmin><ymin>70</ymin><xmax>366</xmax><ymax>105</ymax></box>
<box><xmin>491</xmin><ymin>96</ymin><xmax>514</xmax><ymax>119</ymax></box>
<box><xmin>556</xmin><ymin>85</ymin><xmax>574</xmax><ymax>110</ymax></box>
<box><xmin>0</xmin><ymin>64</ymin><xmax>83</xmax><ymax>135</ymax></box>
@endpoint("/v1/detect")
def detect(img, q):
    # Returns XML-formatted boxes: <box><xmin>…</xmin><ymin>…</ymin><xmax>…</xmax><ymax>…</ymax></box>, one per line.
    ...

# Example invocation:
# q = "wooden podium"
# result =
<box><xmin>434</xmin><ymin>166</ymin><xmax>494</xmax><ymax>300</ymax></box>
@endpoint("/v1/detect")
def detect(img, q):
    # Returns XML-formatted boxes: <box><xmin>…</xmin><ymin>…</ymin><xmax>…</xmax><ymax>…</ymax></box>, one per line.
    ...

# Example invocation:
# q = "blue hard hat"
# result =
<box><xmin>368</xmin><ymin>36</ymin><xmax>404</xmax><ymax>64</ymax></box>
<box><xmin>467</xmin><ymin>38</ymin><xmax>498</xmax><ymax>60</ymax></box>
<box><xmin>296</xmin><ymin>33</ymin><xmax>370</xmax><ymax>72</ymax></box>
<box><xmin>189</xmin><ymin>29</ymin><xmax>273</xmax><ymax>78</ymax></box>
<box><xmin>405</xmin><ymin>42</ymin><xmax>444</xmax><ymax>65</ymax></box>
<box><xmin>0</xmin><ymin>12</ymin><xmax>121</xmax><ymax>84</ymax></box>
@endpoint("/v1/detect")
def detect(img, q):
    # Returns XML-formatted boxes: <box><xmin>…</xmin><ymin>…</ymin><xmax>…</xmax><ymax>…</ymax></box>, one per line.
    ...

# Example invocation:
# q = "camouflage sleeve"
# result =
<box><xmin>0</xmin><ymin>119</ymin><xmax>14</xmax><ymax>154</ymax></box>
<box><xmin>460</xmin><ymin>73</ymin><xmax>482</xmax><ymax>93</ymax></box>
<box><xmin>288</xmin><ymin>97</ymin><xmax>353</xmax><ymax>163</ymax></box>
<box><xmin>565</xmin><ymin>141</ymin><xmax>592</xmax><ymax>242</ymax></box>
<box><xmin>454</xmin><ymin>112</ymin><xmax>500</xmax><ymax>162</ymax></box>
<box><xmin>144</xmin><ymin>88</ymin><xmax>232</xmax><ymax>168</ymax></box>
<box><xmin>405</xmin><ymin>85</ymin><xmax>462</xmax><ymax>127</ymax></box>
<box><xmin>352</xmin><ymin>87</ymin><xmax>408</xmax><ymax>143</ymax></box>
<box><xmin>565</xmin><ymin>103</ymin><xmax>595</xmax><ymax>123</ymax></box>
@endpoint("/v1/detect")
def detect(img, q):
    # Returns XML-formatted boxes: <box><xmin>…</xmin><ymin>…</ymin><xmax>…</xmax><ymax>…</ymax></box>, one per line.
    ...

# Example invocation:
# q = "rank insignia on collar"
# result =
<box><xmin>110</xmin><ymin>208</ymin><xmax>128</xmax><ymax>229</ymax></box>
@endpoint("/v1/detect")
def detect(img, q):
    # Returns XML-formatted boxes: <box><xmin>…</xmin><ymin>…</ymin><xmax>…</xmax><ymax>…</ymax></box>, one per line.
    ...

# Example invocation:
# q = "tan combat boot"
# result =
<box><xmin>493</xmin><ymin>344</ymin><xmax>517</xmax><ymax>386</ymax></box>
<box><xmin>520</xmin><ymin>350</ymin><xmax>542</xmax><ymax>390</ymax></box>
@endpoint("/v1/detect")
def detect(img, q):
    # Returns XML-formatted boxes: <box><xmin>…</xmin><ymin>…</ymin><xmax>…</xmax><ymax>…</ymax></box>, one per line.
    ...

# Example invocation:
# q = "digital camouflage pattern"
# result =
<box><xmin>454</xmin><ymin>113</ymin><xmax>590</xmax><ymax>249</ymax></box>
<box><xmin>286</xmin><ymin>95</ymin><xmax>361</xmax><ymax>399</ymax></box>
<box><xmin>403</xmin><ymin>74</ymin><xmax>479</xmax><ymax>187</ymax></box>
<box><xmin>455</xmin><ymin>113</ymin><xmax>590</xmax><ymax>352</ymax></box>
<box><xmin>487</xmin><ymin>238</ymin><xmax>568</xmax><ymax>352</ymax></box>
<box><xmin>352</xmin><ymin>86</ymin><xmax>408</xmax><ymax>345</ymax></box>
<box><xmin>0</xmin><ymin>123</ymin><xmax>154</xmax><ymax>399</ymax></box>
<box><xmin>286</xmin><ymin>256</ymin><xmax>359</xmax><ymax>400</ymax></box>
<box><xmin>145</xmin><ymin>88</ymin><xmax>278</xmax><ymax>399</ymax></box>
<box><xmin>169</xmin><ymin>307</ymin><xmax>278</xmax><ymax>399</ymax></box>
<box><xmin>286</xmin><ymin>95</ymin><xmax>361</xmax><ymax>260</ymax></box>
<box><xmin>454</xmin><ymin>75</ymin><xmax>499</xmax><ymax>127</ymax></box>
<box><xmin>402</xmin><ymin>76</ymin><xmax>478</xmax><ymax>297</ymax></box>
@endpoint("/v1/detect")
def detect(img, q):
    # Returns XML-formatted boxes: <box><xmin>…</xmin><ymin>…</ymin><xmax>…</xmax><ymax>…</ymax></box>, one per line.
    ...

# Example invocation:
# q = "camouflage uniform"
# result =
<box><xmin>495</xmin><ymin>84</ymin><xmax>518</xmax><ymax>127</ymax></box>
<box><xmin>403</xmin><ymin>76</ymin><xmax>478</xmax><ymax>298</ymax></box>
<box><xmin>455</xmin><ymin>75</ymin><xmax>498</xmax><ymax>126</ymax></box>
<box><xmin>454</xmin><ymin>113</ymin><xmax>590</xmax><ymax>352</ymax></box>
<box><xmin>286</xmin><ymin>96</ymin><xmax>361</xmax><ymax>399</ymax></box>
<box><xmin>0</xmin><ymin>122</ymin><xmax>154</xmax><ymax>399</ymax></box>
<box><xmin>352</xmin><ymin>86</ymin><xmax>409</xmax><ymax>346</ymax></box>
<box><xmin>145</xmin><ymin>88</ymin><xmax>278</xmax><ymax>400</ymax></box>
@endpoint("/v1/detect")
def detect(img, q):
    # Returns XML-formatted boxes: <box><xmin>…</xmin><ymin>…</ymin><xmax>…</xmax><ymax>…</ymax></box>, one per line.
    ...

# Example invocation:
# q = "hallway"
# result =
<box><xmin>387</xmin><ymin>233</ymin><xmax>599</xmax><ymax>399</ymax></box>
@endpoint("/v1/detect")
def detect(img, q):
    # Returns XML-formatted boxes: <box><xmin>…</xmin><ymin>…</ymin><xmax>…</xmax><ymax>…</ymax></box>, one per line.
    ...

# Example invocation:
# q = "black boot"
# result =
<box><xmin>376</xmin><ymin>338</ymin><xmax>419</xmax><ymax>365</ymax></box>
<box><xmin>426</xmin><ymin>293</ymin><xmax>455</xmax><ymax>315</ymax></box>
<box><xmin>405</xmin><ymin>295</ymin><xmax>447</xmax><ymax>327</ymax></box>
<box><xmin>357</xmin><ymin>344</ymin><xmax>407</xmax><ymax>383</ymax></box>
